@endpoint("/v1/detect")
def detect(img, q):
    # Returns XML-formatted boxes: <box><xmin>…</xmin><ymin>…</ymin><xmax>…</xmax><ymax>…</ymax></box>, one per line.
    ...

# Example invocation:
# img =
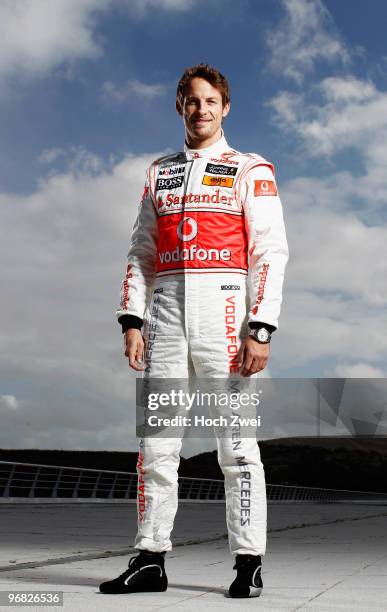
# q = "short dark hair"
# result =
<box><xmin>176</xmin><ymin>64</ymin><xmax>230</xmax><ymax>113</ymax></box>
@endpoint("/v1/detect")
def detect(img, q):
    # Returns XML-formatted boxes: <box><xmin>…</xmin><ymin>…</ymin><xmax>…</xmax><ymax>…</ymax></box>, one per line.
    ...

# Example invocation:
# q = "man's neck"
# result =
<box><xmin>185</xmin><ymin>129</ymin><xmax>223</xmax><ymax>150</ymax></box>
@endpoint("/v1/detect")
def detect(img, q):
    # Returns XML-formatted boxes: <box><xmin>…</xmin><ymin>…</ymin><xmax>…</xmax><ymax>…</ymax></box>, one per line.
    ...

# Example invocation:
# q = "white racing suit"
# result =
<box><xmin>116</xmin><ymin>133</ymin><xmax>289</xmax><ymax>556</ymax></box>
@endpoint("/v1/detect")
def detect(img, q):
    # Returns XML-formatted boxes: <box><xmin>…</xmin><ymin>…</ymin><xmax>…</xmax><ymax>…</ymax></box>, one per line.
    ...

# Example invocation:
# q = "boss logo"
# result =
<box><xmin>156</xmin><ymin>176</ymin><xmax>184</xmax><ymax>190</ymax></box>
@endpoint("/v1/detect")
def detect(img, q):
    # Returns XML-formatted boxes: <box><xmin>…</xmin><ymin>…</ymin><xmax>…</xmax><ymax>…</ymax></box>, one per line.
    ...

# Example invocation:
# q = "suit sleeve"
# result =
<box><xmin>242</xmin><ymin>163</ymin><xmax>289</xmax><ymax>330</ymax></box>
<box><xmin>116</xmin><ymin>170</ymin><xmax>158</xmax><ymax>328</ymax></box>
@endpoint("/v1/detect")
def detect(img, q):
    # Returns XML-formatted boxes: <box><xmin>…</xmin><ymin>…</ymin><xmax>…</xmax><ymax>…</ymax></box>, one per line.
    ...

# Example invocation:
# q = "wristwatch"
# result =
<box><xmin>249</xmin><ymin>327</ymin><xmax>271</xmax><ymax>344</ymax></box>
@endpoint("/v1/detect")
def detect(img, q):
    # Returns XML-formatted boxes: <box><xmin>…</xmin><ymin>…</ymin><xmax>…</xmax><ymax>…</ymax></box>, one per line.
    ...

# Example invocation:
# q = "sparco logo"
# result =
<box><xmin>156</xmin><ymin>176</ymin><xmax>184</xmax><ymax>191</ymax></box>
<box><xmin>252</xmin><ymin>262</ymin><xmax>269</xmax><ymax>315</ymax></box>
<box><xmin>221</xmin><ymin>285</ymin><xmax>240</xmax><ymax>290</ymax></box>
<box><xmin>206</xmin><ymin>163</ymin><xmax>238</xmax><ymax>176</ymax></box>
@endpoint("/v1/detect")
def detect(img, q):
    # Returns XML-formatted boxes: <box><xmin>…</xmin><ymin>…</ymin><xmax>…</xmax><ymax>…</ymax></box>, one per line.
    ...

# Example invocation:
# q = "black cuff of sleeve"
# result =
<box><xmin>118</xmin><ymin>314</ymin><xmax>143</xmax><ymax>333</ymax></box>
<box><xmin>248</xmin><ymin>321</ymin><xmax>276</xmax><ymax>334</ymax></box>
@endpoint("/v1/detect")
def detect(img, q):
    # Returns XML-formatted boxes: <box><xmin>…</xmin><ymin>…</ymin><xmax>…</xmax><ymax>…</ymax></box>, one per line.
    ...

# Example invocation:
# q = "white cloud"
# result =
<box><xmin>0</xmin><ymin>0</ymin><xmax>197</xmax><ymax>88</ymax></box>
<box><xmin>267</xmin><ymin>2</ymin><xmax>387</xmax><ymax>168</ymax></box>
<box><xmin>102</xmin><ymin>79</ymin><xmax>166</xmax><ymax>103</ymax></box>
<box><xmin>53</xmin><ymin>64</ymin><xmax>80</xmax><ymax>82</ymax></box>
<box><xmin>283</xmin><ymin>202</ymin><xmax>387</xmax><ymax>307</ymax></box>
<box><xmin>269</xmin><ymin>154</ymin><xmax>387</xmax><ymax>372</ymax></box>
<box><xmin>275</xmin><ymin>288</ymin><xmax>387</xmax><ymax>370</ymax></box>
<box><xmin>269</xmin><ymin>77</ymin><xmax>387</xmax><ymax>158</ymax></box>
<box><xmin>266</xmin><ymin>70</ymin><xmax>387</xmax><ymax>342</ymax></box>
<box><xmin>0</xmin><ymin>0</ymin><xmax>110</xmax><ymax>85</ymax></box>
<box><xmin>321</xmin><ymin>76</ymin><xmax>376</xmax><ymax>102</ymax></box>
<box><xmin>0</xmin><ymin>148</ymin><xmax>164</xmax><ymax>449</ymax></box>
<box><xmin>120</xmin><ymin>0</ymin><xmax>196</xmax><ymax>18</ymax></box>
<box><xmin>0</xmin><ymin>395</ymin><xmax>18</xmax><ymax>412</ymax></box>
<box><xmin>38</xmin><ymin>148</ymin><xmax>66</xmax><ymax>165</ymax></box>
<box><xmin>38</xmin><ymin>145</ymin><xmax>115</xmax><ymax>174</ymax></box>
<box><xmin>266</xmin><ymin>0</ymin><xmax>349</xmax><ymax>83</ymax></box>
<box><xmin>265</xmin><ymin>0</ymin><xmax>387</xmax><ymax>346</ymax></box>
<box><xmin>330</xmin><ymin>363</ymin><xmax>385</xmax><ymax>378</ymax></box>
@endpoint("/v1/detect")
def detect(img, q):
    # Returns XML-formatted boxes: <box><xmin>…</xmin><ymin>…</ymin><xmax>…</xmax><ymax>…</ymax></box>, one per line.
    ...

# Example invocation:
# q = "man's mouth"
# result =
<box><xmin>193</xmin><ymin>118</ymin><xmax>211</xmax><ymax>126</ymax></box>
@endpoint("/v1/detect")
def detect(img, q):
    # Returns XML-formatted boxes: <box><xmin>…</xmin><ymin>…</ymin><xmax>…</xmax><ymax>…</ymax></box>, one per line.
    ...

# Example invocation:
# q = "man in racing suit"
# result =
<box><xmin>99</xmin><ymin>64</ymin><xmax>288</xmax><ymax>599</ymax></box>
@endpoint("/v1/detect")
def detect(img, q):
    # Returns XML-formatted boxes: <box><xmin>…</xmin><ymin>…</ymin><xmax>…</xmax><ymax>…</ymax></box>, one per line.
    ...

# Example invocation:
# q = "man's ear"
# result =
<box><xmin>176</xmin><ymin>100</ymin><xmax>183</xmax><ymax>116</ymax></box>
<box><xmin>222</xmin><ymin>101</ymin><xmax>230</xmax><ymax>119</ymax></box>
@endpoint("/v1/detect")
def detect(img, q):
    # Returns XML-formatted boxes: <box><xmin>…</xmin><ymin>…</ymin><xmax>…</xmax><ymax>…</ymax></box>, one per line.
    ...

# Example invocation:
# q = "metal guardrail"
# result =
<box><xmin>1</xmin><ymin>461</ymin><xmax>387</xmax><ymax>503</ymax></box>
<box><xmin>0</xmin><ymin>461</ymin><xmax>224</xmax><ymax>501</ymax></box>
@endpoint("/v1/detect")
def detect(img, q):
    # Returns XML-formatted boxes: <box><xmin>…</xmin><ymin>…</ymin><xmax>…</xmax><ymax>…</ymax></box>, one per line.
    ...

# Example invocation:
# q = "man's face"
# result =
<box><xmin>180</xmin><ymin>77</ymin><xmax>230</xmax><ymax>147</ymax></box>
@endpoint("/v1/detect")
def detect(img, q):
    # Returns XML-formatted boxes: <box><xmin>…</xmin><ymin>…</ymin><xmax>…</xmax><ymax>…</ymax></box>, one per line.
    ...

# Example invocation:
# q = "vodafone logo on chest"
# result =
<box><xmin>158</xmin><ymin>216</ymin><xmax>231</xmax><ymax>265</ymax></box>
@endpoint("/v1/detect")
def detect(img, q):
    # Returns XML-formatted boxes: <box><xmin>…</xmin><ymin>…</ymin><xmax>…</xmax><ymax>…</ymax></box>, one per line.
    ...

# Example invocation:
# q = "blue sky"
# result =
<box><xmin>1</xmin><ymin>0</ymin><xmax>386</xmax><ymax>452</ymax></box>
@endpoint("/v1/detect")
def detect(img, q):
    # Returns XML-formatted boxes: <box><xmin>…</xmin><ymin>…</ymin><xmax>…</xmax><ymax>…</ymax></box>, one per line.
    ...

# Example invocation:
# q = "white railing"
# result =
<box><xmin>1</xmin><ymin>461</ymin><xmax>387</xmax><ymax>503</ymax></box>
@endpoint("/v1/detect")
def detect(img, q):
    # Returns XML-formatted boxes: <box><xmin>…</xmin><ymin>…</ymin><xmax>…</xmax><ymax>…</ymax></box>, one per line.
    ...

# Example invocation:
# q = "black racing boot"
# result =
<box><xmin>99</xmin><ymin>550</ymin><xmax>168</xmax><ymax>594</ymax></box>
<box><xmin>228</xmin><ymin>554</ymin><xmax>263</xmax><ymax>598</ymax></box>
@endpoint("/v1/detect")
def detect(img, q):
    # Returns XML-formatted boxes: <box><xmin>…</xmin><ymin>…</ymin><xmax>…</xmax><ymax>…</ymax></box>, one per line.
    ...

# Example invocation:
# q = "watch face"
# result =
<box><xmin>257</xmin><ymin>328</ymin><xmax>270</xmax><ymax>342</ymax></box>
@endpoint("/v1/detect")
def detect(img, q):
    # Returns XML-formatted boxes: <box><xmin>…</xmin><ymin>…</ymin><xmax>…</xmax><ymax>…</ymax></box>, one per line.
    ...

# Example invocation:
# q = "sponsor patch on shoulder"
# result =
<box><xmin>254</xmin><ymin>180</ymin><xmax>278</xmax><ymax>197</ymax></box>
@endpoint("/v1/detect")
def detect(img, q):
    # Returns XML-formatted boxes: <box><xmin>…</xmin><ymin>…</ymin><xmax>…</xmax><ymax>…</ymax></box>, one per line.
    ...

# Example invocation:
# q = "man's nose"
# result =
<box><xmin>197</xmin><ymin>100</ymin><xmax>208</xmax><ymax>113</ymax></box>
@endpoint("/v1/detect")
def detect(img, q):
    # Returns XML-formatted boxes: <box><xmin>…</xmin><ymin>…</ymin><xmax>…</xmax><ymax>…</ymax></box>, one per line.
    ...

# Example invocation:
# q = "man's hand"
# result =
<box><xmin>238</xmin><ymin>336</ymin><xmax>270</xmax><ymax>377</ymax></box>
<box><xmin>124</xmin><ymin>329</ymin><xmax>145</xmax><ymax>371</ymax></box>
